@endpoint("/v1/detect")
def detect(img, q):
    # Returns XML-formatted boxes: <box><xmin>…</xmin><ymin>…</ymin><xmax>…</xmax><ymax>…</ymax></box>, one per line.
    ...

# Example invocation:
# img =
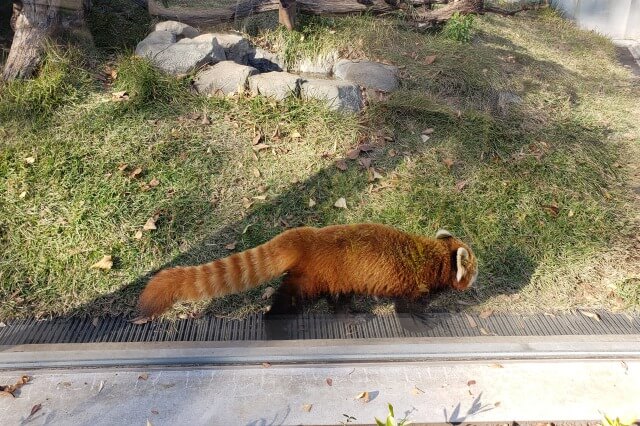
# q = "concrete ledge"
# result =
<box><xmin>2</xmin><ymin>335</ymin><xmax>640</xmax><ymax>370</ymax></box>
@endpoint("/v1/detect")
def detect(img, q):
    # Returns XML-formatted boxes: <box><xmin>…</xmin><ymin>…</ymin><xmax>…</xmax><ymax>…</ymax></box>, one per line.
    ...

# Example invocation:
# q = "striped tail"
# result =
<box><xmin>136</xmin><ymin>232</ymin><xmax>301</xmax><ymax>318</ymax></box>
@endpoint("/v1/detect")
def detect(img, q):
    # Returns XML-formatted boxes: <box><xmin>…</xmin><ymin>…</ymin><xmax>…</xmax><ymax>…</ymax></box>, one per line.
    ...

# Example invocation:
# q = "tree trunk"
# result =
<box><xmin>416</xmin><ymin>0</ymin><xmax>484</xmax><ymax>23</ymax></box>
<box><xmin>2</xmin><ymin>0</ymin><xmax>61</xmax><ymax>81</ymax></box>
<box><xmin>278</xmin><ymin>0</ymin><xmax>296</xmax><ymax>30</ymax></box>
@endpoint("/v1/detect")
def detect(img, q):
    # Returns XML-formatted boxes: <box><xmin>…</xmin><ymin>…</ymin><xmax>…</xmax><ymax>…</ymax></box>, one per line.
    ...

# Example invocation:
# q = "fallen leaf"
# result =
<box><xmin>148</xmin><ymin>178</ymin><xmax>160</xmax><ymax>188</ymax></box>
<box><xmin>579</xmin><ymin>310</ymin><xmax>601</xmax><ymax>321</ymax></box>
<box><xmin>252</xmin><ymin>132</ymin><xmax>262</xmax><ymax>145</ymax></box>
<box><xmin>541</xmin><ymin>204</ymin><xmax>559</xmax><ymax>217</ymax></box>
<box><xmin>326</xmin><ymin>378</ymin><xmax>333</xmax><ymax>386</ymax></box>
<box><xmin>134</xmin><ymin>230</ymin><xmax>143</xmax><ymax>240</ymax></box>
<box><xmin>467</xmin><ymin>380</ymin><xmax>476</xmax><ymax>386</ymax></box>
<box><xmin>19</xmin><ymin>191</ymin><xmax>26</xmax><ymax>199</ymax></box>
<box><xmin>151</xmin><ymin>410</ymin><xmax>159</xmax><ymax>415</ymax></box>
<box><xmin>201</xmin><ymin>115</ymin><xmax>211</xmax><ymax>125</ymax></box>
<box><xmin>112</xmin><ymin>91</ymin><xmax>129</xmax><ymax>101</ymax></box>
<box><xmin>28</xmin><ymin>403</ymin><xmax>42</xmax><ymax>418</ymax></box>
<box><xmin>464</xmin><ymin>313</ymin><xmax>477</xmax><ymax>328</ymax></box>
<box><xmin>130</xmin><ymin>317</ymin><xmax>150</xmax><ymax>325</ymax></box>
<box><xmin>455</xmin><ymin>180</ymin><xmax>468</xmax><ymax>191</ymax></box>
<box><xmin>242</xmin><ymin>197</ymin><xmax>253</xmax><ymax>209</ymax></box>
<box><xmin>92</xmin><ymin>317</ymin><xmax>99</xmax><ymax>327</ymax></box>
<box><xmin>253</xmin><ymin>168</ymin><xmax>261</xmax><ymax>178</ymax></box>
<box><xmin>225</xmin><ymin>241</ymin><xmax>237</xmax><ymax>250</ymax></box>
<box><xmin>489</xmin><ymin>363</ymin><xmax>504</xmax><ymax>368</ymax></box>
<box><xmin>543</xmin><ymin>312</ymin><xmax>556</xmax><ymax>318</ymax></box>
<box><xmin>479</xmin><ymin>327</ymin><xmax>490</xmax><ymax>335</ymax></box>
<box><xmin>308</xmin><ymin>198</ymin><xmax>316</xmax><ymax>208</ymax></box>
<box><xmin>346</xmin><ymin>148</ymin><xmax>360</xmax><ymax>160</ymax></box>
<box><xmin>0</xmin><ymin>322</ymin><xmax>5</xmax><ymax>327</ymax></box>
<box><xmin>91</xmin><ymin>255</ymin><xmax>113</xmax><ymax>271</ymax></box>
<box><xmin>494</xmin><ymin>401</ymin><xmax>501</xmax><ymax>407</ymax></box>
<box><xmin>261</xmin><ymin>286</ymin><xmax>276</xmax><ymax>300</ymax></box>
<box><xmin>359</xmin><ymin>143</ymin><xmax>374</xmax><ymax>152</ymax></box>
<box><xmin>290</xmin><ymin>131</ymin><xmax>302</xmax><ymax>139</ymax></box>
<box><xmin>261</xmin><ymin>362</ymin><xmax>271</xmax><ymax>368</ymax></box>
<box><xmin>368</xmin><ymin>168</ymin><xmax>383</xmax><ymax>182</ymax></box>
<box><xmin>252</xmin><ymin>143</ymin><xmax>271</xmax><ymax>152</ymax></box>
<box><xmin>302</xmin><ymin>404</ymin><xmax>312</xmax><ymax>412</ymax></box>
<box><xmin>411</xmin><ymin>386</ymin><xmax>425</xmax><ymax>395</ymax></box>
<box><xmin>568</xmin><ymin>209</ymin><xmax>574</xmax><ymax>217</ymax></box>
<box><xmin>138</xmin><ymin>373</ymin><xmax>148</xmax><ymax>381</ymax></box>
<box><xmin>479</xmin><ymin>309</ymin><xmax>493</xmax><ymax>319</ymax></box>
<box><xmin>442</xmin><ymin>158</ymin><xmax>454</xmax><ymax>169</ymax></box>
<box><xmin>355</xmin><ymin>391</ymin><xmax>370</xmax><ymax>403</ymax></box>
<box><xmin>334</xmin><ymin>197</ymin><xmax>347</xmax><ymax>209</ymax></box>
<box><xmin>97</xmin><ymin>380</ymin><xmax>105</xmax><ymax>394</ymax></box>
<box><xmin>143</xmin><ymin>214</ymin><xmax>159</xmax><ymax>231</ymax></box>
<box><xmin>129</xmin><ymin>167</ymin><xmax>143</xmax><ymax>179</ymax></box>
<box><xmin>335</xmin><ymin>159</ymin><xmax>348</xmax><ymax>171</ymax></box>
<box><xmin>420</xmin><ymin>134</ymin><xmax>430</xmax><ymax>143</ymax></box>
<box><xmin>422</xmin><ymin>128</ymin><xmax>435</xmax><ymax>135</ymax></box>
<box><xmin>117</xmin><ymin>163</ymin><xmax>128</xmax><ymax>172</ymax></box>
<box><xmin>424</xmin><ymin>55</ymin><xmax>437</xmax><ymax>65</ymax></box>
<box><xmin>358</xmin><ymin>158</ymin><xmax>372</xmax><ymax>169</ymax></box>
<box><xmin>25</xmin><ymin>157</ymin><xmax>36</xmax><ymax>164</ymax></box>
<box><xmin>387</xmin><ymin>149</ymin><xmax>397</xmax><ymax>157</ymax></box>
<box><xmin>253</xmin><ymin>195</ymin><xmax>267</xmax><ymax>201</ymax></box>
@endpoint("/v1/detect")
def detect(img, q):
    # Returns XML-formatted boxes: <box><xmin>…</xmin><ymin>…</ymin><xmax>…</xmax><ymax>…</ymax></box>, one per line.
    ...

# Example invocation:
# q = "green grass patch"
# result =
<box><xmin>1</xmin><ymin>8</ymin><xmax>639</xmax><ymax>320</ymax></box>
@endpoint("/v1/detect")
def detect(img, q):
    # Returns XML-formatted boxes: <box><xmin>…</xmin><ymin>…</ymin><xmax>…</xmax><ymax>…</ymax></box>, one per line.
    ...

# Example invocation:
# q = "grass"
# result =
<box><xmin>0</xmin><ymin>8</ymin><xmax>639</xmax><ymax>320</ymax></box>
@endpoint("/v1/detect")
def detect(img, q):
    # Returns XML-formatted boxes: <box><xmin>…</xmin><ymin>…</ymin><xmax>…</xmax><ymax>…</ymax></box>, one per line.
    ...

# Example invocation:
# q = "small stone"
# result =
<box><xmin>334</xmin><ymin>60</ymin><xmax>399</xmax><ymax>92</ymax></box>
<box><xmin>194</xmin><ymin>61</ymin><xmax>259</xmax><ymax>96</ymax></box>
<box><xmin>248</xmin><ymin>47</ymin><xmax>285</xmax><ymax>72</ymax></box>
<box><xmin>248</xmin><ymin>72</ymin><xmax>301</xmax><ymax>101</ymax></box>
<box><xmin>301</xmin><ymin>78</ymin><xmax>362</xmax><ymax>113</ymax></box>
<box><xmin>154</xmin><ymin>21</ymin><xmax>200</xmax><ymax>39</ymax></box>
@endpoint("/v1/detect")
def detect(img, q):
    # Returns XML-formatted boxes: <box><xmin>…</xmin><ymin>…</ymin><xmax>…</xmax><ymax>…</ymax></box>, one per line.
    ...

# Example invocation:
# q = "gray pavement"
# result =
<box><xmin>1</xmin><ymin>359</ymin><xmax>639</xmax><ymax>425</ymax></box>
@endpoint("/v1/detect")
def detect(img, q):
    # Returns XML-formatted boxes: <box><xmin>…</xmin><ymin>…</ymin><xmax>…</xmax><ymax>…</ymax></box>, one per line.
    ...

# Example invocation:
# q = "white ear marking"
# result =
<box><xmin>436</xmin><ymin>229</ymin><xmax>453</xmax><ymax>239</ymax></box>
<box><xmin>456</xmin><ymin>247</ymin><xmax>469</xmax><ymax>282</ymax></box>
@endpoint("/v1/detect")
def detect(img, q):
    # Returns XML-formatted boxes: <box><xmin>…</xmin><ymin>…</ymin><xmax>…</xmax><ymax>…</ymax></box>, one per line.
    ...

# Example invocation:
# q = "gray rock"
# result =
<box><xmin>334</xmin><ymin>59</ymin><xmax>399</xmax><ymax>92</ymax></box>
<box><xmin>155</xmin><ymin>21</ymin><xmax>200</xmax><ymax>39</ymax></box>
<box><xmin>248</xmin><ymin>72</ymin><xmax>301</xmax><ymax>101</ymax></box>
<box><xmin>194</xmin><ymin>61</ymin><xmax>259</xmax><ymax>96</ymax></box>
<box><xmin>295</xmin><ymin>52</ymin><xmax>338</xmax><ymax>76</ymax></box>
<box><xmin>301</xmin><ymin>78</ymin><xmax>362</xmax><ymax>113</ymax></box>
<box><xmin>248</xmin><ymin>47</ymin><xmax>285</xmax><ymax>72</ymax></box>
<box><xmin>134</xmin><ymin>31</ymin><xmax>176</xmax><ymax>58</ymax></box>
<box><xmin>497</xmin><ymin>91</ymin><xmax>523</xmax><ymax>115</ymax></box>
<box><xmin>141</xmin><ymin>34</ymin><xmax>226</xmax><ymax>75</ymax></box>
<box><xmin>211</xmin><ymin>33</ymin><xmax>252</xmax><ymax>64</ymax></box>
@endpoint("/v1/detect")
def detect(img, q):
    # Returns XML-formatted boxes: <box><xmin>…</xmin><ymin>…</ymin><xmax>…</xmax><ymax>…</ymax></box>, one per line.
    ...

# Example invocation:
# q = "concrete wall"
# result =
<box><xmin>552</xmin><ymin>0</ymin><xmax>640</xmax><ymax>40</ymax></box>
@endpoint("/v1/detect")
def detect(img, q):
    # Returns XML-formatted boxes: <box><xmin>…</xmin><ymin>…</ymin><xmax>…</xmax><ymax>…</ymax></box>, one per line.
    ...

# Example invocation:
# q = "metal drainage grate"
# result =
<box><xmin>1</xmin><ymin>311</ymin><xmax>638</xmax><ymax>345</ymax></box>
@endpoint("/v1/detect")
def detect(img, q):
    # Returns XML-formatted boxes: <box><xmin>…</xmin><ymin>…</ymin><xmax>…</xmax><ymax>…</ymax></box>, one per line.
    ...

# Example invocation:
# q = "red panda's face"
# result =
<box><xmin>435</xmin><ymin>229</ymin><xmax>478</xmax><ymax>291</ymax></box>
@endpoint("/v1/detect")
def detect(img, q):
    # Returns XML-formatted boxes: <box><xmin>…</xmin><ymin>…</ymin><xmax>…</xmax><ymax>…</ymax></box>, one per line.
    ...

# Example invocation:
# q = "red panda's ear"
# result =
<box><xmin>456</xmin><ymin>247</ymin><xmax>469</xmax><ymax>282</ymax></box>
<box><xmin>436</xmin><ymin>229</ymin><xmax>453</xmax><ymax>239</ymax></box>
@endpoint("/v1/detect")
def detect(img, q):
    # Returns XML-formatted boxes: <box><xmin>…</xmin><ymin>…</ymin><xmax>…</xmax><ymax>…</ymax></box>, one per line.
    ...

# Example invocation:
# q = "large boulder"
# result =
<box><xmin>301</xmin><ymin>78</ymin><xmax>362</xmax><ymax>113</ymax></box>
<box><xmin>194</xmin><ymin>61</ymin><xmax>259</xmax><ymax>96</ymax></box>
<box><xmin>154</xmin><ymin>21</ymin><xmax>200</xmax><ymax>39</ymax></box>
<box><xmin>136</xmin><ymin>33</ymin><xmax>226</xmax><ymax>75</ymax></box>
<box><xmin>134</xmin><ymin>30</ymin><xmax>176</xmax><ymax>58</ymax></box>
<box><xmin>248</xmin><ymin>72</ymin><xmax>301</xmax><ymax>101</ymax></box>
<box><xmin>211</xmin><ymin>33</ymin><xmax>252</xmax><ymax>64</ymax></box>
<box><xmin>247</xmin><ymin>47</ymin><xmax>285</xmax><ymax>72</ymax></box>
<box><xmin>334</xmin><ymin>60</ymin><xmax>399</xmax><ymax>93</ymax></box>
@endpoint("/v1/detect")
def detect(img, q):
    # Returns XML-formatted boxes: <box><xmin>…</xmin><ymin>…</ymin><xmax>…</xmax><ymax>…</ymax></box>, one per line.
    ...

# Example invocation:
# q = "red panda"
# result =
<box><xmin>136</xmin><ymin>223</ymin><xmax>478</xmax><ymax>319</ymax></box>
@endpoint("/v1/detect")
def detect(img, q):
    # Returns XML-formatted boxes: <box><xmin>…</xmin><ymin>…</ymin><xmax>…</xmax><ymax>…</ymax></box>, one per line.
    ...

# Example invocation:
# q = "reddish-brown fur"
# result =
<box><xmin>137</xmin><ymin>223</ymin><xmax>478</xmax><ymax>318</ymax></box>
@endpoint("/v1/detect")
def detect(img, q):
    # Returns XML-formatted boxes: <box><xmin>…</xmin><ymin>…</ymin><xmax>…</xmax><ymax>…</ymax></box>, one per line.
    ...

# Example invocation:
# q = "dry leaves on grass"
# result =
<box><xmin>143</xmin><ymin>214</ymin><xmax>160</xmax><ymax>231</ymax></box>
<box><xmin>455</xmin><ymin>180</ymin><xmax>468</xmax><ymax>192</ymax></box>
<box><xmin>308</xmin><ymin>198</ymin><xmax>316</xmax><ymax>208</ymax></box>
<box><xmin>358</xmin><ymin>158</ymin><xmax>372</xmax><ymax>169</ymax></box>
<box><xmin>290</xmin><ymin>131</ymin><xmax>302</xmax><ymax>139</ymax></box>
<box><xmin>368</xmin><ymin>168</ymin><xmax>383</xmax><ymax>182</ymax></box>
<box><xmin>252</xmin><ymin>143</ymin><xmax>270</xmax><ymax>152</ymax></box>
<box><xmin>0</xmin><ymin>375</ymin><xmax>30</xmax><ymax>398</ymax></box>
<box><xmin>90</xmin><ymin>255</ymin><xmax>113</xmax><ymax>271</ymax></box>
<box><xmin>129</xmin><ymin>167</ymin><xmax>143</xmax><ymax>179</ymax></box>
<box><xmin>541</xmin><ymin>204</ymin><xmax>560</xmax><ymax>217</ymax></box>
<box><xmin>335</xmin><ymin>159</ymin><xmax>348</xmax><ymax>171</ymax></box>
<box><xmin>252</xmin><ymin>132</ymin><xmax>262</xmax><ymax>146</ymax></box>
<box><xmin>111</xmin><ymin>91</ymin><xmax>129</xmax><ymax>101</ymax></box>
<box><xmin>442</xmin><ymin>158</ymin><xmax>455</xmax><ymax>169</ymax></box>
<box><xmin>346</xmin><ymin>148</ymin><xmax>360</xmax><ymax>160</ymax></box>
<box><xmin>334</xmin><ymin>198</ymin><xmax>347</xmax><ymax>209</ymax></box>
<box><xmin>25</xmin><ymin>157</ymin><xmax>36</xmax><ymax>164</ymax></box>
<box><xmin>424</xmin><ymin>55</ymin><xmax>437</xmax><ymax>65</ymax></box>
<box><xmin>224</xmin><ymin>241</ymin><xmax>237</xmax><ymax>250</ymax></box>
